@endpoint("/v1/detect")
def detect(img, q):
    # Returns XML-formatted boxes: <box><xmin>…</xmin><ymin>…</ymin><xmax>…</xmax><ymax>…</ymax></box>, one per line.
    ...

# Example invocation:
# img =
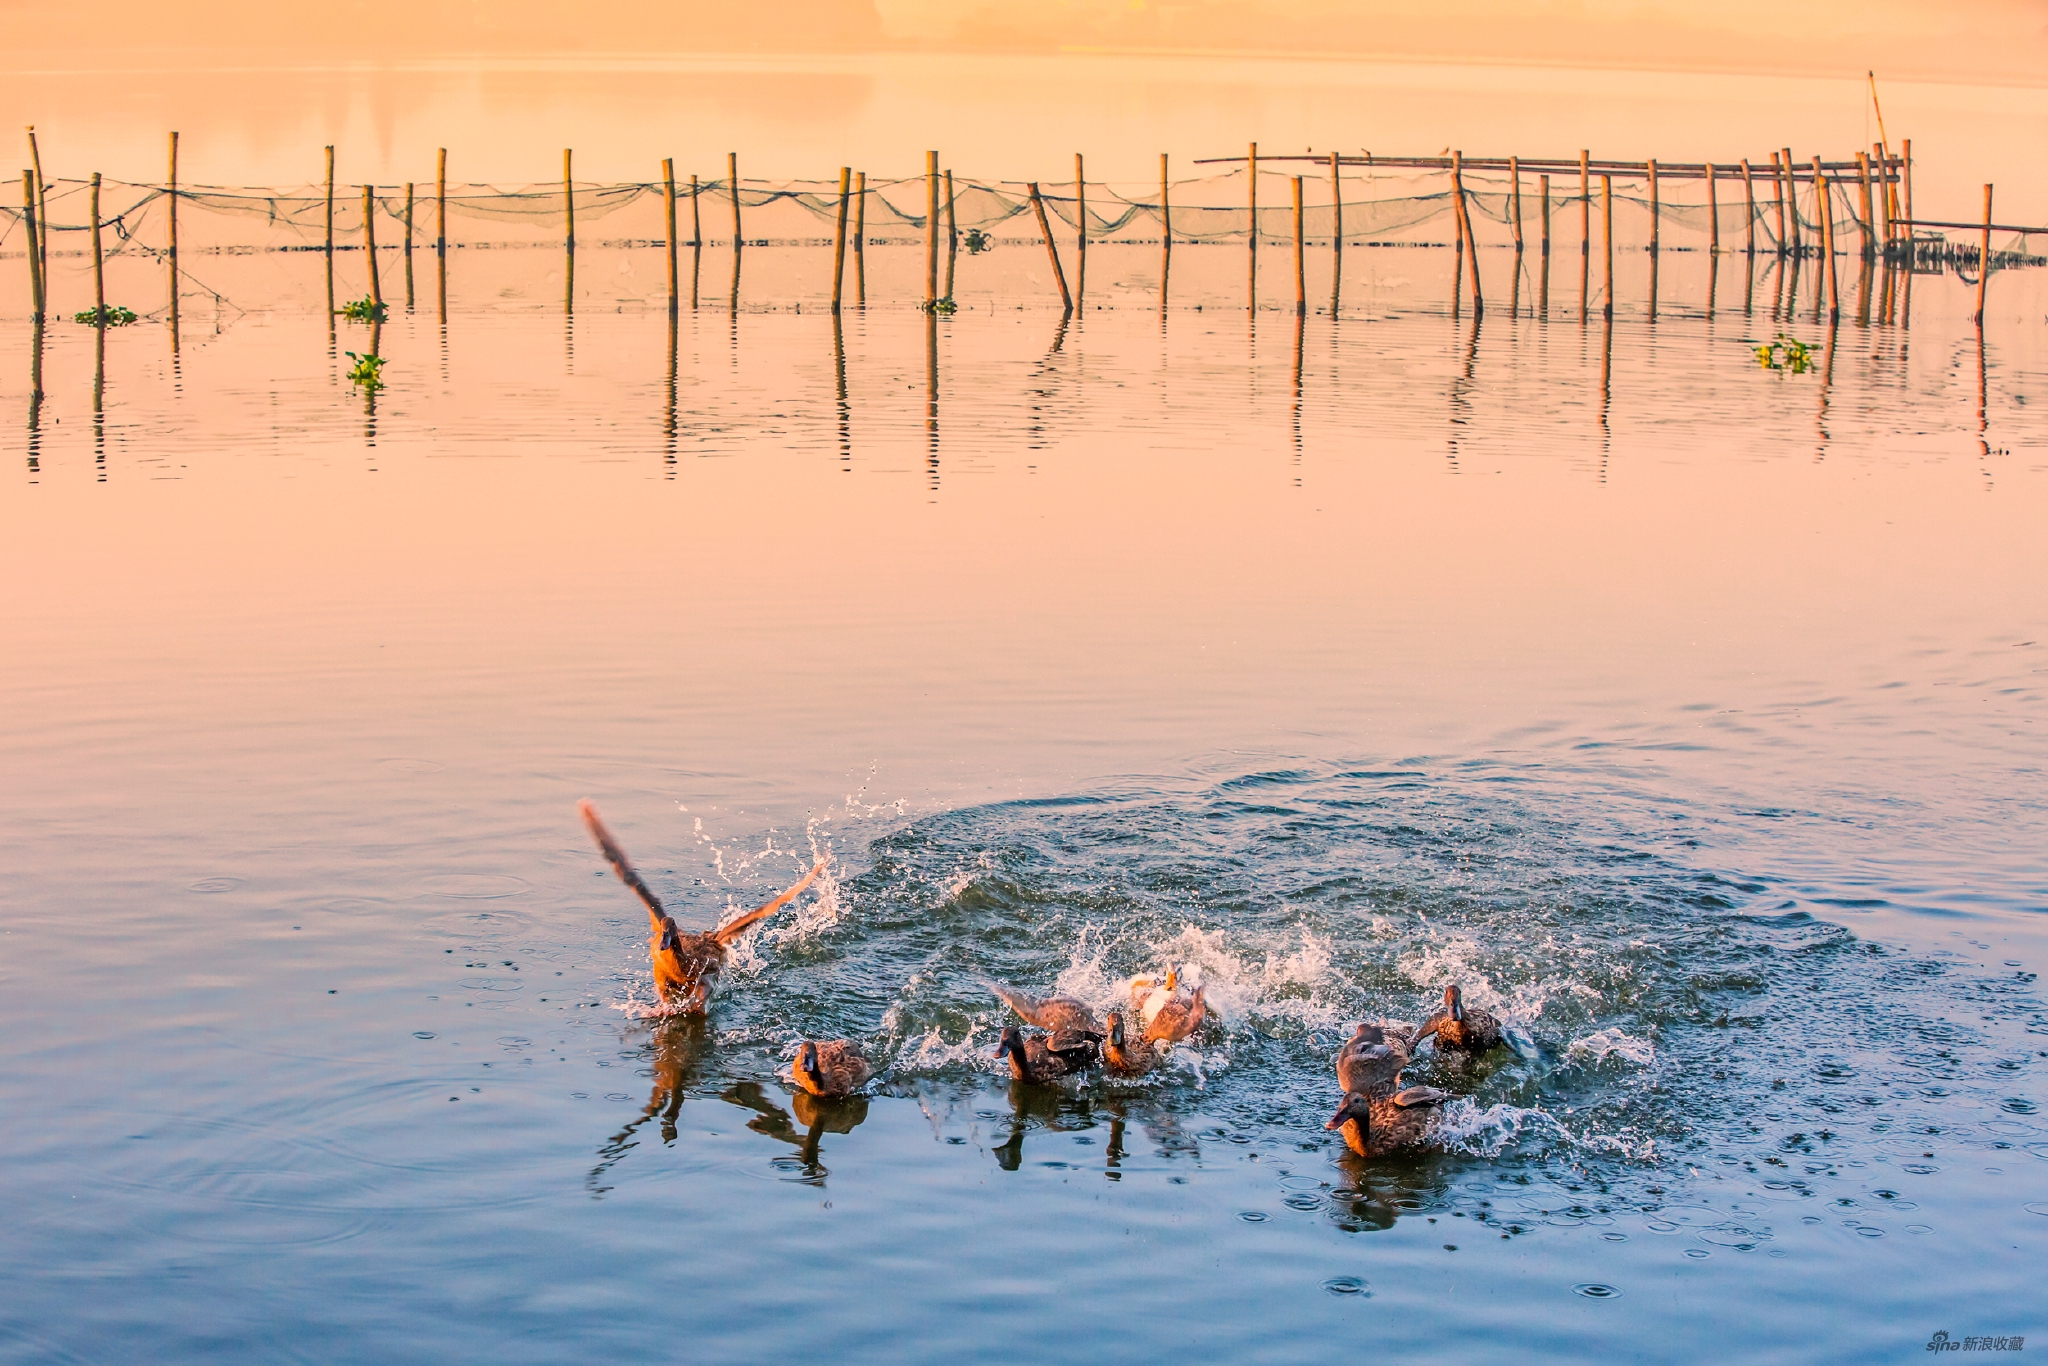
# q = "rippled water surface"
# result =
<box><xmin>3</xmin><ymin>239</ymin><xmax>2046</xmax><ymax>1363</ymax></box>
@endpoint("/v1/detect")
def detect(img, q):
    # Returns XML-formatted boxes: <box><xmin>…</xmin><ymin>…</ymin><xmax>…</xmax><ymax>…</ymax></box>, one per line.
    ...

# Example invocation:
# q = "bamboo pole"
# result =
<box><xmin>925</xmin><ymin>150</ymin><xmax>939</xmax><ymax>305</ymax></box>
<box><xmin>1815</xmin><ymin>159</ymin><xmax>1836</xmax><ymax>319</ymax></box>
<box><xmin>1769</xmin><ymin>152</ymin><xmax>1786</xmax><ymax>254</ymax></box>
<box><xmin>1539</xmin><ymin>173</ymin><xmax>1551</xmax><ymax>256</ymax></box>
<box><xmin>1706</xmin><ymin>163</ymin><xmax>1719</xmax><ymax>254</ymax></box>
<box><xmin>1027</xmin><ymin>183</ymin><xmax>1072</xmax><ymax>312</ymax></box>
<box><xmin>28</xmin><ymin>127</ymin><xmax>47</xmax><ymax>281</ymax></box>
<box><xmin>1601</xmin><ymin>174</ymin><xmax>1613</xmax><ymax>318</ymax></box>
<box><xmin>1291</xmin><ymin>174</ymin><xmax>1304</xmax><ymax>316</ymax></box>
<box><xmin>1741</xmin><ymin>160</ymin><xmax>1756</xmax><ymax>255</ymax></box>
<box><xmin>1892</xmin><ymin>139</ymin><xmax>1908</xmax><ymax>235</ymax></box>
<box><xmin>562</xmin><ymin>149</ymin><xmax>575</xmax><ymax>249</ymax></box>
<box><xmin>728</xmin><ymin>153</ymin><xmax>742</xmax><ymax>250</ymax></box>
<box><xmin>1872</xmin><ymin>144</ymin><xmax>1890</xmax><ymax>245</ymax></box>
<box><xmin>90</xmin><ymin>172</ymin><xmax>105</xmax><ymax>320</ymax></box>
<box><xmin>1248</xmin><ymin>140</ymin><xmax>1257</xmax><ymax>242</ymax></box>
<box><xmin>168</xmin><ymin>131</ymin><xmax>180</xmax><ymax>331</ymax></box>
<box><xmin>944</xmin><ymin>168</ymin><xmax>958</xmax><ymax>300</ymax></box>
<box><xmin>1160</xmin><ymin>153</ymin><xmax>1172</xmax><ymax>246</ymax></box>
<box><xmin>23</xmin><ymin>171</ymin><xmax>43</xmax><ymax>320</ymax></box>
<box><xmin>853</xmin><ymin>170</ymin><xmax>866</xmax><ymax>306</ymax></box>
<box><xmin>363</xmin><ymin>185</ymin><xmax>381</xmax><ymax>309</ymax></box>
<box><xmin>1975</xmin><ymin>183</ymin><xmax>1992</xmax><ymax>325</ymax></box>
<box><xmin>1781</xmin><ymin>147</ymin><xmax>1798</xmax><ymax>255</ymax></box>
<box><xmin>830</xmin><ymin>166</ymin><xmax>850</xmax><ymax>313</ymax></box>
<box><xmin>1647</xmin><ymin>158</ymin><xmax>1660</xmax><ymax>255</ymax></box>
<box><xmin>1856</xmin><ymin>152</ymin><xmax>1874</xmax><ymax>257</ymax></box>
<box><xmin>324</xmin><ymin>145</ymin><xmax>335</xmax><ymax>254</ymax></box>
<box><xmin>1579</xmin><ymin>149</ymin><xmax>1590</xmax><ymax>258</ymax></box>
<box><xmin>1329</xmin><ymin>150</ymin><xmax>1342</xmax><ymax>254</ymax></box>
<box><xmin>436</xmin><ymin>148</ymin><xmax>446</xmax><ymax>255</ymax></box>
<box><xmin>1507</xmin><ymin>154</ymin><xmax>1522</xmax><ymax>252</ymax></box>
<box><xmin>403</xmin><ymin>182</ymin><xmax>415</xmax><ymax>310</ymax></box>
<box><xmin>1452</xmin><ymin>150</ymin><xmax>1482</xmax><ymax>312</ymax></box>
<box><xmin>664</xmin><ymin>159</ymin><xmax>679</xmax><ymax>312</ymax></box>
<box><xmin>1075</xmin><ymin>152</ymin><xmax>1086</xmax><ymax>253</ymax></box>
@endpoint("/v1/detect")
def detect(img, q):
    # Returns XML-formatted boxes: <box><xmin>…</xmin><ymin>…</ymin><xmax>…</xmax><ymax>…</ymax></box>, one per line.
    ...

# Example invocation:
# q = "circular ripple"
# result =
<box><xmin>1683</xmin><ymin>1249</ymin><xmax>1711</xmax><ymax>1259</ymax></box>
<box><xmin>412</xmin><ymin>1031</ymin><xmax>435</xmax><ymax>1040</ymax></box>
<box><xmin>2002</xmin><ymin>1099</ymin><xmax>2038</xmax><ymax>1115</ymax></box>
<box><xmin>421</xmin><ymin>874</ymin><xmax>530</xmax><ymax>900</ymax></box>
<box><xmin>604</xmin><ymin>1093</ymin><xmax>630</xmax><ymax>1102</ymax></box>
<box><xmin>1855</xmin><ymin>1226</ymin><xmax>1884</xmax><ymax>1237</ymax></box>
<box><xmin>1283</xmin><ymin>1195</ymin><xmax>1322</xmax><ymax>1212</ymax></box>
<box><xmin>2024</xmin><ymin>1203</ymin><xmax>2048</xmax><ymax>1217</ymax></box>
<box><xmin>1322</xmin><ymin>1277</ymin><xmax>1368</xmax><ymax>1296</ymax></box>
<box><xmin>379</xmin><ymin>757</ymin><xmax>445</xmax><ymax>774</ymax></box>
<box><xmin>187</xmin><ymin>877</ymin><xmax>241</xmax><ymax>893</ymax></box>
<box><xmin>1901</xmin><ymin>1163</ymin><xmax>1940</xmax><ymax>1175</ymax></box>
<box><xmin>458</xmin><ymin>979</ymin><xmax>522</xmax><ymax>993</ymax></box>
<box><xmin>1572</xmin><ymin>1283</ymin><xmax>1621</xmax><ymax>1299</ymax></box>
<box><xmin>1906</xmin><ymin>1225</ymin><xmax>1933</xmax><ymax>1234</ymax></box>
<box><xmin>1237</xmin><ymin>1211</ymin><xmax>1269</xmax><ymax>1223</ymax></box>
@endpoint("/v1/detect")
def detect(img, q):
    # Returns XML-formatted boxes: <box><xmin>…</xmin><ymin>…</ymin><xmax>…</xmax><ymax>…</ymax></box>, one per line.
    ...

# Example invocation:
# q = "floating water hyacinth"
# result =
<box><xmin>338</xmin><ymin>297</ymin><xmax>388</xmax><ymax>323</ymax></box>
<box><xmin>72</xmin><ymin>305</ymin><xmax>137</xmax><ymax>326</ymax></box>
<box><xmin>344</xmin><ymin>351</ymin><xmax>385</xmax><ymax>389</ymax></box>
<box><xmin>1752</xmin><ymin>334</ymin><xmax>1817</xmax><ymax>373</ymax></box>
<box><xmin>962</xmin><ymin>227</ymin><xmax>993</xmax><ymax>254</ymax></box>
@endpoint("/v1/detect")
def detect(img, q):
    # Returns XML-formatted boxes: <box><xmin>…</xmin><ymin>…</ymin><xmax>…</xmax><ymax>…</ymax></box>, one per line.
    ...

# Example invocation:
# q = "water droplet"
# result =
<box><xmin>1322</xmin><ymin>1276</ymin><xmax>1368</xmax><ymax>1296</ymax></box>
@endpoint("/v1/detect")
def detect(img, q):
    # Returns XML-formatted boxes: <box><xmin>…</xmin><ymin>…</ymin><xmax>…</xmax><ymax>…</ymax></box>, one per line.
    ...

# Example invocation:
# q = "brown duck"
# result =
<box><xmin>1102</xmin><ymin>1009</ymin><xmax>1162</xmax><ymax>1077</ymax></box>
<box><xmin>1335</xmin><ymin>1021</ymin><xmax>1411</xmax><ymax>1093</ymax></box>
<box><xmin>791</xmin><ymin>1039</ymin><xmax>873</xmax><ymax>1098</ymax></box>
<box><xmin>1143</xmin><ymin>979</ymin><xmax>1206</xmax><ymax>1046</ymax></box>
<box><xmin>1324</xmin><ymin>1036</ymin><xmax>1452</xmax><ymax>1156</ymax></box>
<box><xmin>995</xmin><ymin>1024</ymin><xmax>1101</xmax><ymax>1083</ymax></box>
<box><xmin>580</xmin><ymin>800</ymin><xmax>824</xmax><ymax>1013</ymax></box>
<box><xmin>1411</xmin><ymin>984</ymin><xmax>1506</xmax><ymax>1057</ymax></box>
<box><xmin>992</xmin><ymin>984</ymin><xmax>1104</xmax><ymax>1036</ymax></box>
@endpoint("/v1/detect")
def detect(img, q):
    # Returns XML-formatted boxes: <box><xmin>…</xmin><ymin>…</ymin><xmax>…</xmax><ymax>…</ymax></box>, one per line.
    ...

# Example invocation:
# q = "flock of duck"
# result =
<box><xmin>582</xmin><ymin>801</ymin><xmax>1507</xmax><ymax>1158</ymax></box>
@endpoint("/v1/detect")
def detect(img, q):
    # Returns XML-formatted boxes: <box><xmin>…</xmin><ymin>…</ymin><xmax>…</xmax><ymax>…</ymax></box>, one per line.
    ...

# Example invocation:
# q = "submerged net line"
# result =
<box><xmin>2</xmin><ymin>164</ymin><xmax>1999</xmax><ymax>260</ymax></box>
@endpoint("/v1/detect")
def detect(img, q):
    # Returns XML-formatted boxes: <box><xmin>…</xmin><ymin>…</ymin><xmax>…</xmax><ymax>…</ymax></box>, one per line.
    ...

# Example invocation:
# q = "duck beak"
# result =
<box><xmin>659</xmin><ymin>924</ymin><xmax>678</xmax><ymax>953</ymax></box>
<box><xmin>1324</xmin><ymin>1103</ymin><xmax>1351</xmax><ymax>1131</ymax></box>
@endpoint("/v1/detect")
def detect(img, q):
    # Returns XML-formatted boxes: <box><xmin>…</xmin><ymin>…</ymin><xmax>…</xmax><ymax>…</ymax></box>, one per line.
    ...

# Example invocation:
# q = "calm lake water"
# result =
<box><xmin>4</xmin><ymin>202</ymin><xmax>2047</xmax><ymax>1363</ymax></box>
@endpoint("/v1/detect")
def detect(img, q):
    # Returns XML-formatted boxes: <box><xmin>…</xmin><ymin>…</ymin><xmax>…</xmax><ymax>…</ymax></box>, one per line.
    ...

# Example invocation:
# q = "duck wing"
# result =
<box><xmin>713</xmin><ymin>859</ymin><xmax>827</xmax><ymax>945</ymax></box>
<box><xmin>580</xmin><ymin>800</ymin><xmax>669</xmax><ymax>932</ymax></box>
<box><xmin>993</xmin><ymin>986</ymin><xmax>1102</xmax><ymax>1034</ymax></box>
<box><xmin>1392</xmin><ymin>1085</ymin><xmax>1451</xmax><ymax>1109</ymax></box>
<box><xmin>1144</xmin><ymin>987</ymin><xmax>1205</xmax><ymax>1044</ymax></box>
<box><xmin>815</xmin><ymin>1040</ymin><xmax>874</xmax><ymax>1091</ymax></box>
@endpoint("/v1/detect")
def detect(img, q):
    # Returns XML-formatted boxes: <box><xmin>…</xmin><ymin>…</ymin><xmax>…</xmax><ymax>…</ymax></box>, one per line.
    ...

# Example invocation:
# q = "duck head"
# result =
<box><xmin>1444</xmin><ymin>984</ymin><xmax>1464</xmax><ymax>1023</ymax></box>
<box><xmin>1107</xmin><ymin>1011</ymin><xmax>1127</xmax><ymax>1049</ymax></box>
<box><xmin>798</xmin><ymin>1040</ymin><xmax>823</xmax><ymax>1087</ymax></box>
<box><xmin>1325</xmin><ymin>1092</ymin><xmax>1373</xmax><ymax>1139</ymax></box>
<box><xmin>994</xmin><ymin>1025</ymin><xmax>1024</xmax><ymax>1061</ymax></box>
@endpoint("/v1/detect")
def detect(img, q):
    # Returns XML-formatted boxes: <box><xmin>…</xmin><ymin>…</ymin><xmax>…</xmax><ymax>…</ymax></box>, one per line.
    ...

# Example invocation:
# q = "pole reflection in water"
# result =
<box><xmin>663</xmin><ymin>306</ymin><xmax>679</xmax><ymax>478</ymax></box>
<box><xmin>436</xmin><ymin>246</ymin><xmax>447</xmax><ymax>328</ymax></box>
<box><xmin>729</xmin><ymin>243</ymin><xmax>741</xmax><ymax>317</ymax></box>
<box><xmin>1160</xmin><ymin>237</ymin><xmax>1171</xmax><ymax>324</ymax></box>
<box><xmin>587</xmin><ymin>1018</ymin><xmax>708</xmax><ymax>1197</ymax></box>
<box><xmin>27</xmin><ymin>317</ymin><xmax>45</xmax><ymax>479</ymax></box>
<box><xmin>324</xmin><ymin>249</ymin><xmax>336</xmax><ymax>358</ymax></box>
<box><xmin>1976</xmin><ymin>321</ymin><xmax>1991</xmax><ymax>486</ymax></box>
<box><xmin>93</xmin><ymin>322</ymin><xmax>106</xmax><ymax>482</ymax></box>
<box><xmin>925</xmin><ymin>308</ymin><xmax>940</xmax><ymax>492</ymax></box>
<box><xmin>1706</xmin><ymin>251</ymin><xmax>1718</xmax><ymax>320</ymax></box>
<box><xmin>363</xmin><ymin>318</ymin><xmax>381</xmax><ymax>452</ymax></box>
<box><xmin>1647</xmin><ymin>242</ymin><xmax>1659</xmax><ymax>323</ymax></box>
<box><xmin>1744</xmin><ymin>246</ymin><xmax>1755</xmax><ymax>317</ymax></box>
<box><xmin>1597</xmin><ymin>309</ymin><xmax>1613</xmax><ymax>481</ymax></box>
<box><xmin>1815</xmin><ymin>313</ymin><xmax>1839</xmax><ymax>460</ymax></box>
<box><xmin>1856</xmin><ymin>257</ymin><xmax>1874</xmax><ymax>329</ymax></box>
<box><xmin>1446</xmin><ymin>309</ymin><xmax>1480</xmax><ymax>473</ymax></box>
<box><xmin>833</xmin><ymin>311</ymin><xmax>851</xmax><ymax>474</ymax></box>
<box><xmin>1291</xmin><ymin>305</ymin><xmax>1305</xmax><ymax>475</ymax></box>
<box><xmin>1510</xmin><ymin>246</ymin><xmax>1523</xmax><ymax>319</ymax></box>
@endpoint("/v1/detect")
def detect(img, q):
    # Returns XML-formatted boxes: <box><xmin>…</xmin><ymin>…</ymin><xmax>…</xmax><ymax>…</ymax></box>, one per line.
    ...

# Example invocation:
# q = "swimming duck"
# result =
<box><xmin>1335</xmin><ymin>1022</ymin><xmax>1411</xmax><ymax>1094</ymax></box>
<box><xmin>1143</xmin><ymin>977</ymin><xmax>1206</xmax><ymax>1046</ymax></box>
<box><xmin>580</xmin><ymin>800</ymin><xmax>824</xmax><ymax>1012</ymax></box>
<box><xmin>1324</xmin><ymin>1084</ymin><xmax>1453</xmax><ymax>1157</ymax></box>
<box><xmin>1102</xmin><ymin>1009</ymin><xmax>1162</xmax><ymax>1076</ymax></box>
<box><xmin>1411</xmin><ymin>984</ymin><xmax>1505</xmax><ymax>1057</ymax></box>
<box><xmin>790</xmin><ymin>1039</ymin><xmax>873</xmax><ymax>1098</ymax></box>
<box><xmin>995</xmin><ymin>1024</ymin><xmax>1101</xmax><ymax>1083</ymax></box>
<box><xmin>1128</xmin><ymin>967</ymin><xmax>1179</xmax><ymax>1028</ymax></box>
<box><xmin>992</xmin><ymin>983</ymin><xmax>1105</xmax><ymax>1036</ymax></box>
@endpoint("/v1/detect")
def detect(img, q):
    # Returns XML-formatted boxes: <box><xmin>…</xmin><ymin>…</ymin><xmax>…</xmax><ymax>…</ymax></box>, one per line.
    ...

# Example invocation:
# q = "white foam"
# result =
<box><xmin>1565</xmin><ymin>1027</ymin><xmax>1657</xmax><ymax>1068</ymax></box>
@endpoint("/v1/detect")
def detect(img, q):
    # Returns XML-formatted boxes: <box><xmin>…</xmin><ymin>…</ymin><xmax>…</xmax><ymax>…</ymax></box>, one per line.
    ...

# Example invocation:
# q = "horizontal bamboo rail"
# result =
<box><xmin>1898</xmin><ymin>218</ymin><xmax>2043</xmax><ymax>234</ymax></box>
<box><xmin>1198</xmin><ymin>152</ymin><xmax>1899</xmax><ymax>183</ymax></box>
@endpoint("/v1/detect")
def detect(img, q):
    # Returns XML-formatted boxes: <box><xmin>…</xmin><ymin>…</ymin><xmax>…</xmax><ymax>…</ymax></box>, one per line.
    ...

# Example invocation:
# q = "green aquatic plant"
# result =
<box><xmin>919</xmin><ymin>296</ymin><xmax>959</xmax><ymax>315</ymax></box>
<box><xmin>1753</xmin><ymin>334</ymin><xmax>1817</xmax><ymax>374</ymax></box>
<box><xmin>962</xmin><ymin>228</ymin><xmax>993</xmax><ymax>254</ymax></box>
<box><xmin>345</xmin><ymin>350</ymin><xmax>386</xmax><ymax>390</ymax></box>
<box><xmin>338</xmin><ymin>297</ymin><xmax>389</xmax><ymax>323</ymax></box>
<box><xmin>73</xmin><ymin>305</ymin><xmax>138</xmax><ymax>326</ymax></box>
